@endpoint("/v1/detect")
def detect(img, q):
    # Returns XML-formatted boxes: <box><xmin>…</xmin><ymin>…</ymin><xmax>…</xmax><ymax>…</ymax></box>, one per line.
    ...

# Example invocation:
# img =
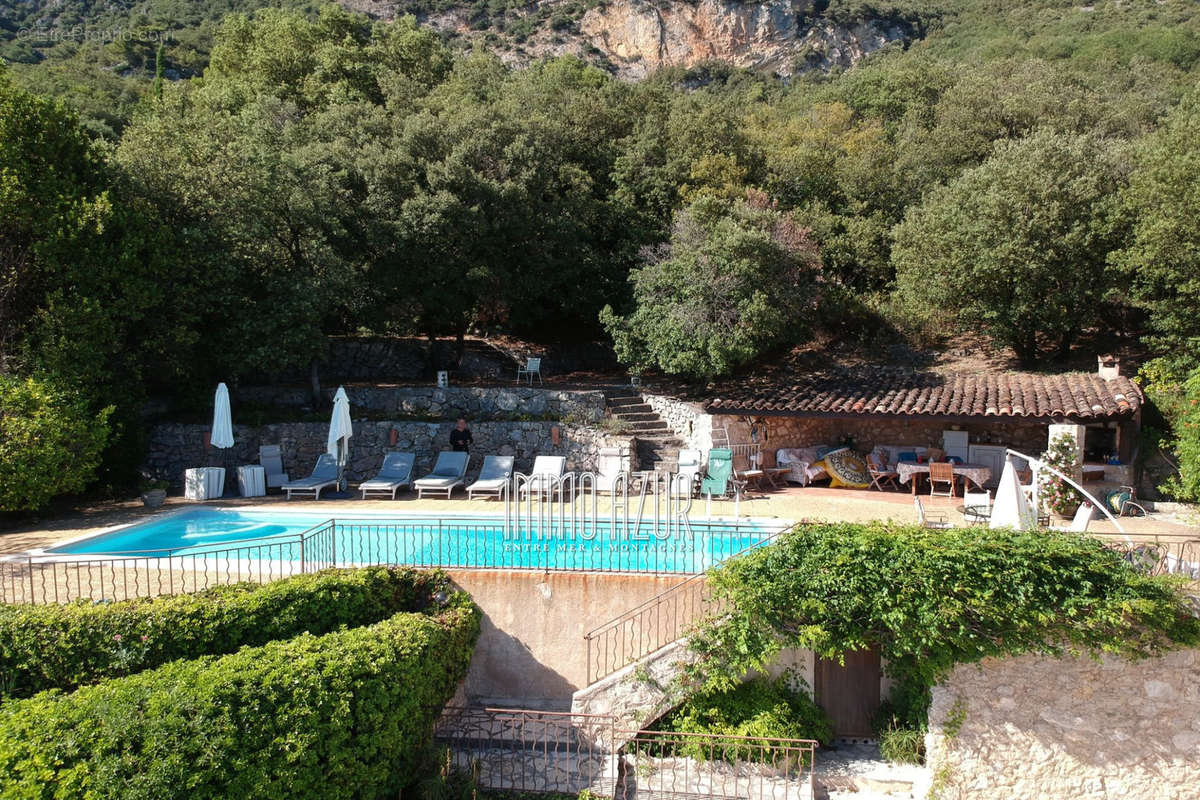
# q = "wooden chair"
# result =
<box><xmin>928</xmin><ymin>461</ymin><xmax>958</xmax><ymax>498</ymax></box>
<box><xmin>759</xmin><ymin>450</ymin><xmax>793</xmax><ymax>489</ymax></box>
<box><xmin>867</xmin><ymin>452</ymin><xmax>899</xmax><ymax>491</ymax></box>
<box><xmin>732</xmin><ymin>451</ymin><xmax>767</xmax><ymax>491</ymax></box>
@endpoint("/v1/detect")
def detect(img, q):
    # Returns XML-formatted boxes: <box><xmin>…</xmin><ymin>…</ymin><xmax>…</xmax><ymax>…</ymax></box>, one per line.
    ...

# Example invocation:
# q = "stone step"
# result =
<box><xmin>610</xmin><ymin>403</ymin><xmax>653</xmax><ymax>415</ymax></box>
<box><xmin>628</xmin><ymin>423</ymin><xmax>673</xmax><ymax>434</ymax></box>
<box><xmin>605</xmin><ymin>395</ymin><xmax>644</xmax><ymax>407</ymax></box>
<box><xmin>611</xmin><ymin>411</ymin><xmax>658</xmax><ymax>422</ymax></box>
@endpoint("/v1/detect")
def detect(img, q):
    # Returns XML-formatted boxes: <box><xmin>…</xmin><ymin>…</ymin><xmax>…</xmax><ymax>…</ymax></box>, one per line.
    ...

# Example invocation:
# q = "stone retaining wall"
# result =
<box><xmin>642</xmin><ymin>393</ymin><xmax>713</xmax><ymax>452</ymax></box>
<box><xmin>236</xmin><ymin>385</ymin><xmax>606</xmax><ymax>422</ymax></box>
<box><xmin>145</xmin><ymin>421</ymin><xmax>633</xmax><ymax>485</ymax></box>
<box><xmin>926</xmin><ymin>649</ymin><xmax>1200</xmax><ymax>800</ymax></box>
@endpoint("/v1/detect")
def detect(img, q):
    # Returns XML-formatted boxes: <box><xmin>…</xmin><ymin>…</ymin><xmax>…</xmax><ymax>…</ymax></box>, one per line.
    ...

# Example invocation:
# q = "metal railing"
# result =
<box><xmin>584</xmin><ymin>524</ymin><xmax>795</xmax><ymax>684</ymax></box>
<box><xmin>433</xmin><ymin>706</ymin><xmax>817</xmax><ymax>800</ymax></box>
<box><xmin>0</xmin><ymin>524</ymin><xmax>334</xmax><ymax>605</ymax></box>
<box><xmin>620</xmin><ymin>728</ymin><xmax>817</xmax><ymax>800</ymax></box>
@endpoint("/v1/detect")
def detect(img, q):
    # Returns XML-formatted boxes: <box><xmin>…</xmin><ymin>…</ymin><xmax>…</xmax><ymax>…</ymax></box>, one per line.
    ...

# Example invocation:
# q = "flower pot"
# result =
<box><xmin>141</xmin><ymin>489</ymin><xmax>166</xmax><ymax>509</ymax></box>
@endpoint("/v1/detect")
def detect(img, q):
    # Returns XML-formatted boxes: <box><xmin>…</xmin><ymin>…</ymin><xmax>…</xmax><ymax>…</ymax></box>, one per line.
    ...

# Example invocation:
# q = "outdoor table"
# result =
<box><xmin>184</xmin><ymin>467</ymin><xmax>225</xmax><ymax>501</ymax></box>
<box><xmin>958</xmin><ymin>504</ymin><xmax>991</xmax><ymax>526</ymax></box>
<box><xmin>237</xmin><ymin>465</ymin><xmax>266</xmax><ymax>497</ymax></box>
<box><xmin>896</xmin><ymin>462</ymin><xmax>992</xmax><ymax>495</ymax></box>
<box><xmin>957</xmin><ymin>504</ymin><xmax>1050</xmax><ymax>527</ymax></box>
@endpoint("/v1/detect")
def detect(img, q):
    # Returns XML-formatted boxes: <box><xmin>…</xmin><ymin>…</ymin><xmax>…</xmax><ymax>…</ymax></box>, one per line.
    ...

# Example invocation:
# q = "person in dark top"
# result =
<box><xmin>450</xmin><ymin>418</ymin><xmax>473</xmax><ymax>452</ymax></box>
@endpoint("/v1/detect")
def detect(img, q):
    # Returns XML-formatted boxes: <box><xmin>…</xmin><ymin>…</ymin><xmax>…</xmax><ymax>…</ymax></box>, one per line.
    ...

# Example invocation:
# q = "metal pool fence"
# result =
<box><xmin>433</xmin><ymin>706</ymin><xmax>818</xmax><ymax>799</ymax></box>
<box><xmin>0</xmin><ymin>514</ymin><xmax>782</xmax><ymax>605</ymax></box>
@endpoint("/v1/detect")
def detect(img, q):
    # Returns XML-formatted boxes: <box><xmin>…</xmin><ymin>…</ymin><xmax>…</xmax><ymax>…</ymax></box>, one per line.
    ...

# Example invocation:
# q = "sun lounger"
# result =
<box><xmin>467</xmin><ymin>455</ymin><xmax>515</xmax><ymax>500</ymax></box>
<box><xmin>359</xmin><ymin>452</ymin><xmax>415</xmax><ymax>500</ymax></box>
<box><xmin>595</xmin><ymin>447</ymin><xmax>627</xmax><ymax>493</ymax></box>
<box><xmin>259</xmin><ymin>445</ymin><xmax>289</xmax><ymax>490</ymax></box>
<box><xmin>519</xmin><ymin>455</ymin><xmax>568</xmax><ymax>497</ymax></box>
<box><xmin>282</xmin><ymin>453</ymin><xmax>339</xmax><ymax>500</ymax></box>
<box><xmin>414</xmin><ymin>451</ymin><xmax>470</xmax><ymax>499</ymax></box>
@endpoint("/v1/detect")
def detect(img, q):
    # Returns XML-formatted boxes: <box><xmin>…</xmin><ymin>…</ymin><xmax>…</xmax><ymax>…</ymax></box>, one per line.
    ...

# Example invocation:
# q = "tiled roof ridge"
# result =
<box><xmin>705</xmin><ymin>367</ymin><xmax>1143</xmax><ymax>420</ymax></box>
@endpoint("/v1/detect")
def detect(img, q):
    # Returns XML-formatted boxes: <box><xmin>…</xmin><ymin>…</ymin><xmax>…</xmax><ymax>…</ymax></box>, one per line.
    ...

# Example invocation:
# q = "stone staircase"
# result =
<box><xmin>603</xmin><ymin>389</ymin><xmax>682</xmax><ymax>471</ymax></box>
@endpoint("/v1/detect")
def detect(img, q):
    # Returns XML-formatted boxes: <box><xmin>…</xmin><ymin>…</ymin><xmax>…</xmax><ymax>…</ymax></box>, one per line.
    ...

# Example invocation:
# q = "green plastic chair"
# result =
<box><xmin>700</xmin><ymin>448</ymin><xmax>735</xmax><ymax>497</ymax></box>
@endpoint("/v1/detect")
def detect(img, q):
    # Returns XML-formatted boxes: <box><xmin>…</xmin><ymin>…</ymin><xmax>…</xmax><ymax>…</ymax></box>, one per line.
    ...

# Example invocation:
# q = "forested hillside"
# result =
<box><xmin>3</xmin><ymin>0</ymin><xmax>1198</xmax><ymax>136</ymax></box>
<box><xmin>2</xmin><ymin>1</ymin><xmax>1200</xmax><ymax>505</ymax></box>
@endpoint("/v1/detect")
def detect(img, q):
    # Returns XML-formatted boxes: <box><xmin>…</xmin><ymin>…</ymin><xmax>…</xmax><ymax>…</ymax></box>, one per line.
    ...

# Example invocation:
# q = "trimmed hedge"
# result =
<box><xmin>0</xmin><ymin>602</ymin><xmax>481</xmax><ymax>799</ymax></box>
<box><xmin>0</xmin><ymin>566</ymin><xmax>446</xmax><ymax>698</ymax></box>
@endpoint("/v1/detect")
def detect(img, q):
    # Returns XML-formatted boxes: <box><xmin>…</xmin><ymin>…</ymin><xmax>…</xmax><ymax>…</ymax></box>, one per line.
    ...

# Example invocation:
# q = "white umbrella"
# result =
<box><xmin>990</xmin><ymin>454</ymin><xmax>1038</xmax><ymax>530</ymax></box>
<box><xmin>327</xmin><ymin>387</ymin><xmax>353</xmax><ymax>490</ymax></box>
<box><xmin>210</xmin><ymin>383</ymin><xmax>235</xmax><ymax>449</ymax></box>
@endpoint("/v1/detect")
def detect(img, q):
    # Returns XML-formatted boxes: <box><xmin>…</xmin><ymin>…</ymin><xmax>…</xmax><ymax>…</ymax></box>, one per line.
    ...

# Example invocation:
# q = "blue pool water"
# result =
<box><xmin>46</xmin><ymin>509</ymin><xmax>782</xmax><ymax>573</ymax></box>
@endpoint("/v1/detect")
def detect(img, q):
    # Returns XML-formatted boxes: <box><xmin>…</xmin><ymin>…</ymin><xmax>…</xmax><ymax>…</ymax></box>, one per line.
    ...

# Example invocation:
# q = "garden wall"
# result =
<box><xmin>145</xmin><ymin>421</ymin><xmax>634</xmax><ymax>485</ymax></box>
<box><xmin>926</xmin><ymin>649</ymin><xmax>1200</xmax><ymax>800</ymax></box>
<box><xmin>235</xmin><ymin>385</ymin><xmax>606</xmax><ymax>421</ymax></box>
<box><xmin>642</xmin><ymin>393</ymin><xmax>713</xmax><ymax>452</ymax></box>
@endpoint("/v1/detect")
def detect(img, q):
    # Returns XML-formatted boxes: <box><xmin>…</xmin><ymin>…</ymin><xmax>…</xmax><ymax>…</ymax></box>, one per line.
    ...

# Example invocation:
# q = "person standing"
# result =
<box><xmin>450</xmin><ymin>417</ymin><xmax>473</xmax><ymax>453</ymax></box>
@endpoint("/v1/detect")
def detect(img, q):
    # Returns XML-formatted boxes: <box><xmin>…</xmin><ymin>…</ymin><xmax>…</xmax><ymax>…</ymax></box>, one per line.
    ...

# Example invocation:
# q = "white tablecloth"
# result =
<box><xmin>896</xmin><ymin>462</ymin><xmax>992</xmax><ymax>489</ymax></box>
<box><xmin>184</xmin><ymin>467</ymin><xmax>225</xmax><ymax>501</ymax></box>
<box><xmin>237</xmin><ymin>465</ymin><xmax>266</xmax><ymax>497</ymax></box>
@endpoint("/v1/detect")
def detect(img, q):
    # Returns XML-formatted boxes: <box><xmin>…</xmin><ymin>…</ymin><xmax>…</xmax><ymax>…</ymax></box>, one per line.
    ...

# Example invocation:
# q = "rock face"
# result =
<box><xmin>340</xmin><ymin>0</ymin><xmax>912</xmax><ymax>80</ymax></box>
<box><xmin>579</xmin><ymin>0</ymin><xmax>908</xmax><ymax>78</ymax></box>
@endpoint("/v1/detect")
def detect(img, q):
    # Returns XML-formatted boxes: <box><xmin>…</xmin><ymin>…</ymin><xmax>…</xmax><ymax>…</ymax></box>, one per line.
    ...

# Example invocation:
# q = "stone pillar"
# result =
<box><xmin>1047</xmin><ymin>423</ymin><xmax>1085</xmax><ymax>482</ymax></box>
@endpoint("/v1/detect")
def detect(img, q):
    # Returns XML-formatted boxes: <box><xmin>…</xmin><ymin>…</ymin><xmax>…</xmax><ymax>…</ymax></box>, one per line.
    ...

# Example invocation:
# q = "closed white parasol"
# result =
<box><xmin>989</xmin><ymin>454</ymin><xmax>1037</xmax><ymax>530</ymax></box>
<box><xmin>327</xmin><ymin>387</ymin><xmax>353</xmax><ymax>490</ymax></box>
<box><xmin>210</xmin><ymin>383</ymin><xmax>234</xmax><ymax>449</ymax></box>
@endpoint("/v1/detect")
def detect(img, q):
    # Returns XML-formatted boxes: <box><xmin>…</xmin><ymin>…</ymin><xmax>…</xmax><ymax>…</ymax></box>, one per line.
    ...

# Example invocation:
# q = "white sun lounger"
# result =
<box><xmin>414</xmin><ymin>451</ymin><xmax>470</xmax><ymax>499</ymax></box>
<box><xmin>595</xmin><ymin>447</ymin><xmax>626</xmax><ymax>493</ymax></box>
<box><xmin>467</xmin><ymin>455</ymin><xmax>515</xmax><ymax>500</ymax></box>
<box><xmin>359</xmin><ymin>452</ymin><xmax>415</xmax><ymax>500</ymax></box>
<box><xmin>259</xmin><ymin>444</ymin><xmax>289</xmax><ymax>489</ymax></box>
<box><xmin>282</xmin><ymin>453</ymin><xmax>339</xmax><ymax>500</ymax></box>
<box><xmin>519</xmin><ymin>456</ymin><xmax>568</xmax><ymax>497</ymax></box>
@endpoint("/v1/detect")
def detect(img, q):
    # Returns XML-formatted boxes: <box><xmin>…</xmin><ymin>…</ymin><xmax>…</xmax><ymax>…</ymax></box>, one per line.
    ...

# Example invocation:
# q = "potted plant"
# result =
<box><xmin>139</xmin><ymin>477</ymin><xmax>169</xmax><ymax>509</ymax></box>
<box><xmin>1040</xmin><ymin>433</ymin><xmax>1081</xmax><ymax>519</ymax></box>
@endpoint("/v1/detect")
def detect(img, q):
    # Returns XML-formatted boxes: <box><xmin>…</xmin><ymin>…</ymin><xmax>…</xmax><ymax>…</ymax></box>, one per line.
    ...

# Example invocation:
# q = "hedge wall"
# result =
<box><xmin>0</xmin><ymin>566</ymin><xmax>445</xmax><ymax>698</ymax></box>
<box><xmin>0</xmin><ymin>602</ymin><xmax>481</xmax><ymax>799</ymax></box>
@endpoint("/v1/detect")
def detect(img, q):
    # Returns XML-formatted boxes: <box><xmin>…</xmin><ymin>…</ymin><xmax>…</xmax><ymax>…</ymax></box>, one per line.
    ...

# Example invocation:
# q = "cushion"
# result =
<box><xmin>820</xmin><ymin>447</ymin><xmax>871</xmax><ymax>489</ymax></box>
<box><xmin>898</xmin><ymin>451</ymin><xmax>918</xmax><ymax>463</ymax></box>
<box><xmin>816</xmin><ymin>445</ymin><xmax>835</xmax><ymax>459</ymax></box>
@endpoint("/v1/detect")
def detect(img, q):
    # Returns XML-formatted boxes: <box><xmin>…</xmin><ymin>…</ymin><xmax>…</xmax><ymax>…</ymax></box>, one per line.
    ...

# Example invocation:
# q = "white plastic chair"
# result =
<box><xmin>517</xmin><ymin>357</ymin><xmax>542</xmax><ymax>384</ymax></box>
<box><xmin>915</xmin><ymin>497</ymin><xmax>952</xmax><ymax>529</ymax></box>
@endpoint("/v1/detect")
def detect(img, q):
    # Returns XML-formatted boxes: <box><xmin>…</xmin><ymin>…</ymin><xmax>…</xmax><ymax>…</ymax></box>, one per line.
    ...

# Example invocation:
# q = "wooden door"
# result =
<box><xmin>814</xmin><ymin>649</ymin><xmax>882</xmax><ymax>738</ymax></box>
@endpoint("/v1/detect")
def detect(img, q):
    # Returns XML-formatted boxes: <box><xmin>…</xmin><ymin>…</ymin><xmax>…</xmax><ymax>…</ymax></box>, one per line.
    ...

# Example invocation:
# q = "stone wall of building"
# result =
<box><xmin>235</xmin><ymin>385</ymin><xmax>606</xmax><ymax>422</ymax></box>
<box><xmin>144</xmin><ymin>420</ymin><xmax>633</xmax><ymax>486</ymax></box>
<box><xmin>642</xmin><ymin>393</ymin><xmax>713</xmax><ymax>452</ymax></box>
<box><xmin>926</xmin><ymin>649</ymin><xmax>1200</xmax><ymax>800</ymax></box>
<box><xmin>713</xmin><ymin>414</ymin><xmax>1050</xmax><ymax>458</ymax></box>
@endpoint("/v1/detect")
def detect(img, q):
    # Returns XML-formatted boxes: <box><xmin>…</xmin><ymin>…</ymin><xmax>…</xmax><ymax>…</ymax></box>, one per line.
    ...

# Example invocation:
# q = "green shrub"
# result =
<box><xmin>1157</xmin><ymin>366</ymin><xmax>1200</xmax><ymax>502</ymax></box>
<box><xmin>0</xmin><ymin>375</ymin><xmax>112</xmax><ymax>511</ymax></box>
<box><xmin>877</xmin><ymin>723</ymin><xmax>925</xmax><ymax>764</ymax></box>
<box><xmin>0</xmin><ymin>603</ymin><xmax>480</xmax><ymax>800</ymax></box>
<box><xmin>0</xmin><ymin>566</ymin><xmax>446</xmax><ymax>699</ymax></box>
<box><xmin>652</xmin><ymin>674</ymin><xmax>833</xmax><ymax>760</ymax></box>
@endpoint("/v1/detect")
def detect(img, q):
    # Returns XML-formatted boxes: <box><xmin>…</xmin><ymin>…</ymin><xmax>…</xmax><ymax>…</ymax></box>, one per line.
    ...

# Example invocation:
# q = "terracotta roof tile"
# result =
<box><xmin>705</xmin><ymin>368</ymin><xmax>1143</xmax><ymax>420</ymax></box>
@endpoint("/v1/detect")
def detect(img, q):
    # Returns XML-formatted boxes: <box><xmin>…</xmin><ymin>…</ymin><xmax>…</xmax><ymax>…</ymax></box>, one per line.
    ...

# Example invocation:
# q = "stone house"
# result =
<box><xmin>705</xmin><ymin>357</ymin><xmax>1143</xmax><ymax>488</ymax></box>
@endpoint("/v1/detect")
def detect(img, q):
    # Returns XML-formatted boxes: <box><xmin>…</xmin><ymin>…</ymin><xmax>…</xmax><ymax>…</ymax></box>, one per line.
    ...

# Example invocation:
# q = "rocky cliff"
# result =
<box><xmin>579</xmin><ymin>0</ymin><xmax>909</xmax><ymax>78</ymax></box>
<box><xmin>343</xmin><ymin>0</ymin><xmax>915</xmax><ymax>79</ymax></box>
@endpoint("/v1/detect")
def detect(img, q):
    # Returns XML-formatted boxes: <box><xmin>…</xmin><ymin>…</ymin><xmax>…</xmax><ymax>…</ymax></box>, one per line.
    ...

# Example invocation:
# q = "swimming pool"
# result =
<box><xmin>45</xmin><ymin>509</ymin><xmax>786</xmax><ymax>574</ymax></box>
